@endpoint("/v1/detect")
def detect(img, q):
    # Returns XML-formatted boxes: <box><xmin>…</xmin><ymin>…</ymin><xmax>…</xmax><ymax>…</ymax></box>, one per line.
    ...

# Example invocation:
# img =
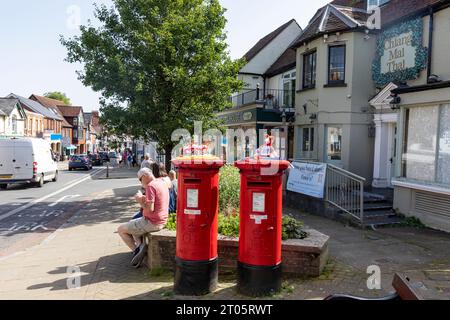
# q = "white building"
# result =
<box><xmin>0</xmin><ymin>98</ymin><xmax>26</xmax><ymax>137</ymax></box>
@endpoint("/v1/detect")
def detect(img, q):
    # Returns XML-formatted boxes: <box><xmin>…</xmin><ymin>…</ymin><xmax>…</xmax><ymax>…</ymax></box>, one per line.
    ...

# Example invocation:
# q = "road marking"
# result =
<box><xmin>0</xmin><ymin>168</ymin><xmax>105</xmax><ymax>222</ymax></box>
<box><xmin>49</xmin><ymin>195</ymin><xmax>80</xmax><ymax>207</ymax></box>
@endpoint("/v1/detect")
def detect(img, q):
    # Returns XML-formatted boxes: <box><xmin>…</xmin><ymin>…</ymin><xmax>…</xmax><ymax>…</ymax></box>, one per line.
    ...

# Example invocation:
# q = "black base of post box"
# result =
<box><xmin>237</xmin><ymin>261</ymin><xmax>282</xmax><ymax>297</ymax></box>
<box><xmin>174</xmin><ymin>257</ymin><xmax>218</xmax><ymax>296</ymax></box>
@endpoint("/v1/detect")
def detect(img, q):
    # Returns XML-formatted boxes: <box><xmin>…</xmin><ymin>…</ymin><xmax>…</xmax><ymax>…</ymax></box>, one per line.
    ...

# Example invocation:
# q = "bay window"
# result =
<box><xmin>302</xmin><ymin>50</ymin><xmax>317</xmax><ymax>89</ymax></box>
<box><xmin>328</xmin><ymin>45</ymin><xmax>346</xmax><ymax>84</ymax></box>
<box><xmin>402</xmin><ymin>104</ymin><xmax>450</xmax><ymax>185</ymax></box>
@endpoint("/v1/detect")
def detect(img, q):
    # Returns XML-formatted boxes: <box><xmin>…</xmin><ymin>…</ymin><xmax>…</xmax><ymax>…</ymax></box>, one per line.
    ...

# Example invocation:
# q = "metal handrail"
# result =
<box><xmin>291</xmin><ymin>160</ymin><xmax>365</xmax><ymax>225</ymax></box>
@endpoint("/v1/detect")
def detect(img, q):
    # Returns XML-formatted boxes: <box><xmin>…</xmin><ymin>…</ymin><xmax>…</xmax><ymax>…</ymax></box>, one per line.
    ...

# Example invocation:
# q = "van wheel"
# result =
<box><xmin>52</xmin><ymin>171</ymin><xmax>58</xmax><ymax>182</ymax></box>
<box><xmin>0</xmin><ymin>184</ymin><xmax>7</xmax><ymax>190</ymax></box>
<box><xmin>36</xmin><ymin>174</ymin><xmax>44</xmax><ymax>188</ymax></box>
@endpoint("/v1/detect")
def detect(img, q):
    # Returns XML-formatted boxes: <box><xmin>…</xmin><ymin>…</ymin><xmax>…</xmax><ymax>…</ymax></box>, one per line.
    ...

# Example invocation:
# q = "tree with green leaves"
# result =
<box><xmin>44</xmin><ymin>91</ymin><xmax>71</xmax><ymax>105</ymax></box>
<box><xmin>61</xmin><ymin>0</ymin><xmax>243</xmax><ymax>168</ymax></box>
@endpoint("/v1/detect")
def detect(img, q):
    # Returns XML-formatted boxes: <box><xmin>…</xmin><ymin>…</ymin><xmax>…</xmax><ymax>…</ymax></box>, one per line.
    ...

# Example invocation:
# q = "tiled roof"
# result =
<box><xmin>0</xmin><ymin>98</ymin><xmax>20</xmax><ymax>116</ymax></box>
<box><xmin>30</xmin><ymin>94</ymin><xmax>73</xmax><ymax>128</ymax></box>
<box><xmin>331</xmin><ymin>0</ymin><xmax>367</xmax><ymax>10</ymax></box>
<box><xmin>292</xmin><ymin>3</ymin><xmax>369</xmax><ymax>47</ymax></box>
<box><xmin>264</xmin><ymin>48</ymin><xmax>297</xmax><ymax>77</ymax></box>
<box><xmin>57</xmin><ymin>105</ymin><xmax>83</xmax><ymax>118</ymax></box>
<box><xmin>243</xmin><ymin>19</ymin><xmax>297</xmax><ymax>62</ymax></box>
<box><xmin>7</xmin><ymin>93</ymin><xmax>62</xmax><ymax>120</ymax></box>
<box><xmin>380</xmin><ymin>0</ymin><xmax>444</xmax><ymax>27</ymax></box>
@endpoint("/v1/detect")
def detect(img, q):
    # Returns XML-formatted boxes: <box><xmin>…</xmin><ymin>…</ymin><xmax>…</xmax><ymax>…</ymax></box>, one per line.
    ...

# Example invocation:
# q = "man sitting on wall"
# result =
<box><xmin>117</xmin><ymin>168</ymin><xmax>170</xmax><ymax>267</ymax></box>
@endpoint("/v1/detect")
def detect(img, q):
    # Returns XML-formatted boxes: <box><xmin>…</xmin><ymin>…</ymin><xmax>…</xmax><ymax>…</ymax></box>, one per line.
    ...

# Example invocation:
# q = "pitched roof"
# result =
<box><xmin>7</xmin><ymin>93</ymin><xmax>62</xmax><ymax>120</ymax></box>
<box><xmin>29</xmin><ymin>94</ymin><xmax>73</xmax><ymax>128</ymax></box>
<box><xmin>292</xmin><ymin>3</ymin><xmax>369</xmax><ymax>47</ymax></box>
<box><xmin>57</xmin><ymin>105</ymin><xmax>83</xmax><ymax>118</ymax></box>
<box><xmin>0</xmin><ymin>98</ymin><xmax>20</xmax><ymax>116</ymax></box>
<box><xmin>243</xmin><ymin>19</ymin><xmax>297</xmax><ymax>62</ymax></box>
<box><xmin>380</xmin><ymin>0</ymin><xmax>444</xmax><ymax>27</ymax></box>
<box><xmin>30</xmin><ymin>94</ymin><xmax>66</xmax><ymax>108</ymax></box>
<box><xmin>264</xmin><ymin>48</ymin><xmax>297</xmax><ymax>77</ymax></box>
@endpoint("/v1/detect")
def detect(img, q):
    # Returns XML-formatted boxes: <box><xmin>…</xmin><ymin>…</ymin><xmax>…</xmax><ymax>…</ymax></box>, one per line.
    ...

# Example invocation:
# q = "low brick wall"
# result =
<box><xmin>146</xmin><ymin>228</ymin><xmax>329</xmax><ymax>277</ymax></box>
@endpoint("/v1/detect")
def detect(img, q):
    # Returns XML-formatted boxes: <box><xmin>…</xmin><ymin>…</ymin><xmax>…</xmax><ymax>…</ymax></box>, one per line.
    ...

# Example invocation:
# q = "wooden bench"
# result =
<box><xmin>324</xmin><ymin>273</ymin><xmax>423</xmax><ymax>300</ymax></box>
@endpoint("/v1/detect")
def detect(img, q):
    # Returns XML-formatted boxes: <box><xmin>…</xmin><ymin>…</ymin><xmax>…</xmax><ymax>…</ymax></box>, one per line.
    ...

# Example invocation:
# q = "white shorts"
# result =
<box><xmin>126</xmin><ymin>217</ymin><xmax>164</xmax><ymax>236</ymax></box>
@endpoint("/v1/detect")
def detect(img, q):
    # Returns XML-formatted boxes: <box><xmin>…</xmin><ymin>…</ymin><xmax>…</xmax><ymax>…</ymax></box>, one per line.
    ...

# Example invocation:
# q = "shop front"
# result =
<box><xmin>391</xmin><ymin>83</ymin><xmax>450</xmax><ymax>232</ymax></box>
<box><xmin>217</xmin><ymin>105</ymin><xmax>295</xmax><ymax>163</ymax></box>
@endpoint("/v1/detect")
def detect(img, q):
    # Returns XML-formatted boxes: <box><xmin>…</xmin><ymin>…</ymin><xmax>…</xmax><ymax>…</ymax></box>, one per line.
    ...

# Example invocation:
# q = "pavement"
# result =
<box><xmin>0</xmin><ymin>166</ymin><xmax>449</xmax><ymax>300</ymax></box>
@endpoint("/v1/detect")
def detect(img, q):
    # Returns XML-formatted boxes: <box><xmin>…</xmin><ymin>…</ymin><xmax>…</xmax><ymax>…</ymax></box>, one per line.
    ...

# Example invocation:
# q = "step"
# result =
<box><xmin>363</xmin><ymin>210</ymin><xmax>397</xmax><ymax>219</ymax></box>
<box><xmin>363</xmin><ymin>202</ymin><xmax>393</xmax><ymax>211</ymax></box>
<box><xmin>362</xmin><ymin>216</ymin><xmax>405</xmax><ymax>228</ymax></box>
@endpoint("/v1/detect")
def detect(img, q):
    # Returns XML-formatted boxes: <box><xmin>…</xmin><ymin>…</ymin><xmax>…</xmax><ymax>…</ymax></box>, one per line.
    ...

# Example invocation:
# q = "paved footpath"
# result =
<box><xmin>0</xmin><ymin>170</ymin><xmax>449</xmax><ymax>299</ymax></box>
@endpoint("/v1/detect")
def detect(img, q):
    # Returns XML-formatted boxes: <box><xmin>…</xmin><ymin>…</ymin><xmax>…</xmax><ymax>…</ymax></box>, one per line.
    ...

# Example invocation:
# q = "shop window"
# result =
<box><xmin>437</xmin><ymin>105</ymin><xmax>450</xmax><ymax>184</ymax></box>
<box><xmin>328</xmin><ymin>45</ymin><xmax>346</xmax><ymax>84</ymax></box>
<box><xmin>302</xmin><ymin>127</ymin><xmax>315</xmax><ymax>152</ymax></box>
<box><xmin>402</xmin><ymin>106</ymin><xmax>439</xmax><ymax>182</ymax></box>
<box><xmin>327</xmin><ymin>126</ymin><xmax>342</xmax><ymax>161</ymax></box>
<box><xmin>302</xmin><ymin>50</ymin><xmax>317</xmax><ymax>89</ymax></box>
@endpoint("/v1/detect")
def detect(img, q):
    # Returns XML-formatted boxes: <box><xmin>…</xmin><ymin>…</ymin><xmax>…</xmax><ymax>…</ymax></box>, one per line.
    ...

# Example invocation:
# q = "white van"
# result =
<box><xmin>0</xmin><ymin>138</ymin><xmax>58</xmax><ymax>189</ymax></box>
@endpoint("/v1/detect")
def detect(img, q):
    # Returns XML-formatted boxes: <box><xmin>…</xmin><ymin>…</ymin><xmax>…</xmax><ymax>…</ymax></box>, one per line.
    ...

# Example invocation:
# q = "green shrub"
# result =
<box><xmin>282</xmin><ymin>216</ymin><xmax>308</xmax><ymax>240</ymax></box>
<box><xmin>218</xmin><ymin>212</ymin><xmax>240</xmax><ymax>237</ymax></box>
<box><xmin>165</xmin><ymin>213</ymin><xmax>308</xmax><ymax>240</ymax></box>
<box><xmin>219</xmin><ymin>165</ymin><xmax>240</xmax><ymax>215</ymax></box>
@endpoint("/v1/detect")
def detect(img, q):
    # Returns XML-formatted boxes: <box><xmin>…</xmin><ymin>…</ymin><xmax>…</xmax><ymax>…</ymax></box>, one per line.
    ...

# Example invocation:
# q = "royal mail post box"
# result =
<box><xmin>234</xmin><ymin>159</ymin><xmax>290</xmax><ymax>297</ymax></box>
<box><xmin>172</xmin><ymin>157</ymin><xmax>224</xmax><ymax>296</ymax></box>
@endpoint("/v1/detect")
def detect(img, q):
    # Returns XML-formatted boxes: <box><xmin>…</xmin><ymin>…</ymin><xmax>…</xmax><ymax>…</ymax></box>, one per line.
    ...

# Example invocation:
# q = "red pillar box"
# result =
<box><xmin>234</xmin><ymin>159</ymin><xmax>290</xmax><ymax>296</ymax></box>
<box><xmin>172</xmin><ymin>157</ymin><xmax>224</xmax><ymax>296</ymax></box>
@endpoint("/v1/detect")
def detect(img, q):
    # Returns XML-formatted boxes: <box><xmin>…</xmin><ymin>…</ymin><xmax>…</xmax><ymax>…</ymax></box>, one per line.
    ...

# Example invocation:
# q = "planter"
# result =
<box><xmin>146</xmin><ymin>228</ymin><xmax>329</xmax><ymax>277</ymax></box>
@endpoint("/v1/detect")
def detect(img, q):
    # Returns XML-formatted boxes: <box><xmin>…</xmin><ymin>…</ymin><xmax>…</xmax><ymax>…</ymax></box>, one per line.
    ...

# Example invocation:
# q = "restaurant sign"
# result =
<box><xmin>372</xmin><ymin>18</ymin><xmax>428</xmax><ymax>87</ymax></box>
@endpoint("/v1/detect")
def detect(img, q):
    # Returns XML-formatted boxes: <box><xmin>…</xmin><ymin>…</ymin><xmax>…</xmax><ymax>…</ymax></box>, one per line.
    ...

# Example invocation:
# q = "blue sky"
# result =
<box><xmin>0</xmin><ymin>0</ymin><xmax>329</xmax><ymax>111</ymax></box>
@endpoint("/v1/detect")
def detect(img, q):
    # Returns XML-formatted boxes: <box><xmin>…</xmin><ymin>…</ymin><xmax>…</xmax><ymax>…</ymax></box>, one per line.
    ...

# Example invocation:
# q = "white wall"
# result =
<box><xmin>241</xmin><ymin>21</ymin><xmax>302</xmax><ymax>75</ymax></box>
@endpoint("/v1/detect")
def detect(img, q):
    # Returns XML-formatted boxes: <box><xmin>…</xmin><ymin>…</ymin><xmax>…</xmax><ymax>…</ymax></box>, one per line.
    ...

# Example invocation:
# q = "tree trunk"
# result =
<box><xmin>165</xmin><ymin>145</ymin><xmax>172</xmax><ymax>171</ymax></box>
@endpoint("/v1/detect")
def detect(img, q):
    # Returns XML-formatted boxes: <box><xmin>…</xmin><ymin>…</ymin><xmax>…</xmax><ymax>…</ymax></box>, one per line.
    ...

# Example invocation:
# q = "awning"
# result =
<box><xmin>66</xmin><ymin>145</ymin><xmax>77</xmax><ymax>150</ymax></box>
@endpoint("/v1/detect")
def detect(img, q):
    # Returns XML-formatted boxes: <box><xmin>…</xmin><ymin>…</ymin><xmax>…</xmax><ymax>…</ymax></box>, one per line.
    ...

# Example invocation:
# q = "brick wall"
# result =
<box><xmin>146</xmin><ymin>229</ymin><xmax>329</xmax><ymax>277</ymax></box>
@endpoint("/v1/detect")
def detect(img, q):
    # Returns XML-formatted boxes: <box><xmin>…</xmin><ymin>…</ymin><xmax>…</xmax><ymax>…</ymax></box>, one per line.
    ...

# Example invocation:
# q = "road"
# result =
<box><xmin>0</xmin><ymin>165</ymin><xmax>139</xmax><ymax>259</ymax></box>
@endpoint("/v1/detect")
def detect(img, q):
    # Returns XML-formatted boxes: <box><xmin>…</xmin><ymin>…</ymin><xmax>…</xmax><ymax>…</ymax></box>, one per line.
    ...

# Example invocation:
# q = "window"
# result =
<box><xmin>302</xmin><ymin>50</ymin><xmax>317</xmax><ymax>89</ymax></box>
<box><xmin>327</xmin><ymin>126</ymin><xmax>342</xmax><ymax>161</ymax></box>
<box><xmin>402</xmin><ymin>105</ymin><xmax>450</xmax><ymax>185</ymax></box>
<box><xmin>12</xmin><ymin>115</ymin><xmax>17</xmax><ymax>134</ymax></box>
<box><xmin>328</xmin><ymin>45</ymin><xmax>346</xmax><ymax>84</ymax></box>
<box><xmin>282</xmin><ymin>71</ymin><xmax>296</xmax><ymax>108</ymax></box>
<box><xmin>73</xmin><ymin>117</ymin><xmax>78</xmax><ymax>126</ymax></box>
<box><xmin>73</xmin><ymin>128</ymin><xmax>78</xmax><ymax>139</ymax></box>
<box><xmin>367</xmin><ymin>0</ymin><xmax>390</xmax><ymax>9</ymax></box>
<box><xmin>302</xmin><ymin>127</ymin><xmax>315</xmax><ymax>152</ymax></box>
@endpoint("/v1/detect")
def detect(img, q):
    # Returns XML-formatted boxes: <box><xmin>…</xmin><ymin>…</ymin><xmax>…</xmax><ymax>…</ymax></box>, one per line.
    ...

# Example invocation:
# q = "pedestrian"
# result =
<box><xmin>141</xmin><ymin>153</ymin><xmax>154</xmax><ymax>170</ymax></box>
<box><xmin>127</xmin><ymin>152</ymin><xmax>133</xmax><ymax>169</ymax></box>
<box><xmin>117</xmin><ymin>168</ymin><xmax>169</xmax><ymax>267</ymax></box>
<box><xmin>168</xmin><ymin>170</ymin><xmax>178</xmax><ymax>213</ymax></box>
<box><xmin>132</xmin><ymin>154</ymin><xmax>137</xmax><ymax>167</ymax></box>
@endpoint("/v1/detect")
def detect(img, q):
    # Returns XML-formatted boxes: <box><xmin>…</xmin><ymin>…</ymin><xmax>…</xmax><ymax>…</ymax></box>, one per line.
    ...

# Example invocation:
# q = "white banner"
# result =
<box><xmin>287</xmin><ymin>162</ymin><xmax>327</xmax><ymax>199</ymax></box>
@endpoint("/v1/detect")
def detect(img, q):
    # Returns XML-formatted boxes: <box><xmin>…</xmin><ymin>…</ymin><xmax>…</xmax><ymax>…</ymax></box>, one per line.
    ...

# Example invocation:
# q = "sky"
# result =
<box><xmin>0</xmin><ymin>0</ymin><xmax>330</xmax><ymax>112</ymax></box>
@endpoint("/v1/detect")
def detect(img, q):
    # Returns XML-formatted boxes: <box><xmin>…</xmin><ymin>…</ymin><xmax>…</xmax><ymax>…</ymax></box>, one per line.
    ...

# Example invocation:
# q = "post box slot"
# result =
<box><xmin>184</xmin><ymin>178</ymin><xmax>201</xmax><ymax>184</ymax></box>
<box><xmin>247</xmin><ymin>181</ymin><xmax>271</xmax><ymax>188</ymax></box>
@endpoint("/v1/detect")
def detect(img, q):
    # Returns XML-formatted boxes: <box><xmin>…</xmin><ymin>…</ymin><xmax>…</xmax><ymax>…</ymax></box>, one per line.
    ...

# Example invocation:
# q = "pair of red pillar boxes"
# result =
<box><xmin>172</xmin><ymin>157</ymin><xmax>290</xmax><ymax>297</ymax></box>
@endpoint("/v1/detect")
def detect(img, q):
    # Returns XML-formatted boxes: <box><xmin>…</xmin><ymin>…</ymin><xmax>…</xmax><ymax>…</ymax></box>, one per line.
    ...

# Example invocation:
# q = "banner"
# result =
<box><xmin>287</xmin><ymin>162</ymin><xmax>327</xmax><ymax>199</ymax></box>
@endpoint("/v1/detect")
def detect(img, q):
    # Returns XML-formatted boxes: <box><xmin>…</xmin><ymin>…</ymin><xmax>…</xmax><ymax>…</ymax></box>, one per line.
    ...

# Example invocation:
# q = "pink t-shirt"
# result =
<box><xmin>144</xmin><ymin>178</ymin><xmax>169</xmax><ymax>226</ymax></box>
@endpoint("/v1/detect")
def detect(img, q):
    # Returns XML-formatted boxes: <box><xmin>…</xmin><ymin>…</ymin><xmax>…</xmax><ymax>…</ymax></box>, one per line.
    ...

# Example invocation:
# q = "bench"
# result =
<box><xmin>324</xmin><ymin>273</ymin><xmax>423</xmax><ymax>300</ymax></box>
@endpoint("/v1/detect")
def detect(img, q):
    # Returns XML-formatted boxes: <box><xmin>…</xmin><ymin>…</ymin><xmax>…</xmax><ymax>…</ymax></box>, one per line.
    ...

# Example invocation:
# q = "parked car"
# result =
<box><xmin>89</xmin><ymin>153</ymin><xmax>103</xmax><ymax>166</ymax></box>
<box><xmin>99</xmin><ymin>152</ymin><xmax>110</xmax><ymax>163</ymax></box>
<box><xmin>0</xmin><ymin>138</ymin><xmax>58</xmax><ymax>189</ymax></box>
<box><xmin>108</xmin><ymin>152</ymin><xmax>119</xmax><ymax>165</ymax></box>
<box><xmin>69</xmin><ymin>155</ymin><xmax>92</xmax><ymax>171</ymax></box>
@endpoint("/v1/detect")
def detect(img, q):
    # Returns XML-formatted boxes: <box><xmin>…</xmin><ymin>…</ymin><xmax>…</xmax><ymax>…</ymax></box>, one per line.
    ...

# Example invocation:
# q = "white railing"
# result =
<box><xmin>292</xmin><ymin>160</ymin><xmax>366</xmax><ymax>224</ymax></box>
<box><xmin>326</xmin><ymin>164</ymin><xmax>365</xmax><ymax>224</ymax></box>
